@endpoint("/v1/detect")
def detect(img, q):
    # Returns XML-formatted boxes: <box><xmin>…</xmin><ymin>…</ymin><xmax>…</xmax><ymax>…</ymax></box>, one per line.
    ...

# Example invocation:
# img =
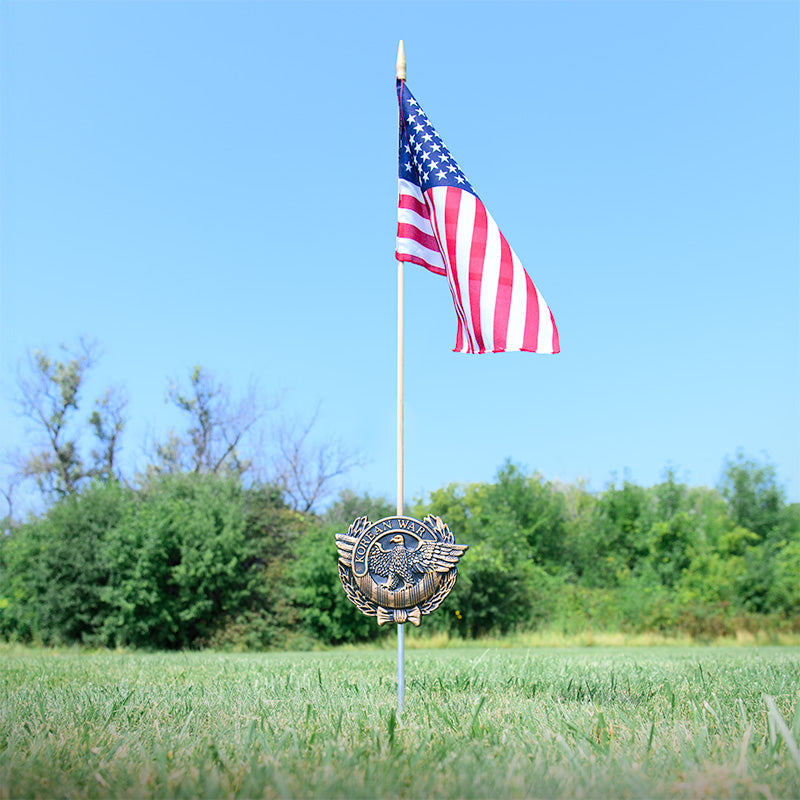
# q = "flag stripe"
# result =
<box><xmin>397</xmin><ymin>222</ymin><xmax>440</xmax><ymax>254</ymax></box>
<box><xmin>467</xmin><ymin>197</ymin><xmax>488</xmax><ymax>353</ymax></box>
<box><xmin>492</xmin><ymin>230</ymin><xmax>514</xmax><ymax>352</ymax></box>
<box><xmin>397</xmin><ymin>205</ymin><xmax>433</xmax><ymax>235</ymax></box>
<box><xmin>454</xmin><ymin>191</ymin><xmax>478</xmax><ymax>354</ymax></box>
<box><xmin>550</xmin><ymin>309</ymin><xmax>560</xmax><ymax>353</ymax></box>
<box><xmin>507</xmin><ymin>248</ymin><xmax>529</xmax><ymax>351</ymax></box>
<box><xmin>441</xmin><ymin>187</ymin><xmax>474</xmax><ymax>353</ymax></box>
<box><xmin>397</xmin><ymin>192</ymin><xmax>429</xmax><ymax>219</ymax></box>
<box><xmin>479</xmin><ymin>210</ymin><xmax>502</xmax><ymax>352</ymax></box>
<box><xmin>395</xmin><ymin>244</ymin><xmax>447</xmax><ymax>275</ymax></box>
<box><xmin>521</xmin><ymin>265</ymin><xmax>541</xmax><ymax>352</ymax></box>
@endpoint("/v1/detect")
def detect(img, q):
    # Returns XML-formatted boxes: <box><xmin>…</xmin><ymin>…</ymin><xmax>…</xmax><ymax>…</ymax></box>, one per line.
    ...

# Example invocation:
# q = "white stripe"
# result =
<box><xmin>397</xmin><ymin>180</ymin><xmax>445</xmax><ymax>271</ymax></box>
<box><xmin>398</xmin><ymin>177</ymin><xmax>426</xmax><ymax>203</ymax></box>
<box><xmin>453</xmin><ymin>191</ymin><xmax>477</xmax><ymax>351</ymax></box>
<box><xmin>397</xmin><ymin>206</ymin><xmax>436</xmax><ymax>237</ymax></box>
<box><xmin>505</xmin><ymin>248</ymin><xmax>528</xmax><ymax>351</ymax></box>
<box><xmin>534</xmin><ymin>283</ymin><xmax>555</xmax><ymax>353</ymax></box>
<box><xmin>396</xmin><ymin>238</ymin><xmax>446</xmax><ymax>270</ymax></box>
<box><xmin>429</xmin><ymin>186</ymin><xmax>469</xmax><ymax>353</ymax></box>
<box><xmin>479</xmin><ymin>207</ymin><xmax>502</xmax><ymax>352</ymax></box>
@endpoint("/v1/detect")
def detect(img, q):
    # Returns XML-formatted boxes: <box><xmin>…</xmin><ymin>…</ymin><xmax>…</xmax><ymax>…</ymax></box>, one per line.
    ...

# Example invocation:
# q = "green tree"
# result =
<box><xmin>321</xmin><ymin>490</ymin><xmax>395</xmax><ymax>531</ymax></box>
<box><xmin>647</xmin><ymin>512</ymin><xmax>698</xmax><ymax>588</ymax></box>
<box><xmin>480</xmin><ymin>461</ymin><xmax>569</xmax><ymax>570</ymax></box>
<box><xmin>719</xmin><ymin>452</ymin><xmax>786</xmax><ymax>540</ymax></box>
<box><xmin>576</xmin><ymin>478</ymin><xmax>653</xmax><ymax>587</ymax></box>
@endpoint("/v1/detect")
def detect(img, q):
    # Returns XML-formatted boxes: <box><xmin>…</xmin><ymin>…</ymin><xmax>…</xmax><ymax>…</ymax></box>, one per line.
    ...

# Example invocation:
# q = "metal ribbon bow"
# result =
<box><xmin>377</xmin><ymin>606</ymin><xmax>422</xmax><ymax>627</ymax></box>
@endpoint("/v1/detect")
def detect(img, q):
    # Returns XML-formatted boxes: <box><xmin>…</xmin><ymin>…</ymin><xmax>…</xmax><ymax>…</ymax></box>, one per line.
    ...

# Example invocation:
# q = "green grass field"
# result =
<box><xmin>1</xmin><ymin>644</ymin><xmax>799</xmax><ymax>799</ymax></box>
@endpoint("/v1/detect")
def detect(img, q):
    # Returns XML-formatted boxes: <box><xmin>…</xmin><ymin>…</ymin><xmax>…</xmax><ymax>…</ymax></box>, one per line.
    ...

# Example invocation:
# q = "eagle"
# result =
<box><xmin>337</xmin><ymin>532</ymin><xmax>467</xmax><ymax>591</ymax></box>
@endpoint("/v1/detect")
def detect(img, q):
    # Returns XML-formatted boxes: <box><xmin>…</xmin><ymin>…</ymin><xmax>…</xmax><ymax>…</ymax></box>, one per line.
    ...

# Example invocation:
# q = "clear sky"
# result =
<box><xmin>1</xmin><ymin>0</ymin><xmax>798</xmax><ymax>511</ymax></box>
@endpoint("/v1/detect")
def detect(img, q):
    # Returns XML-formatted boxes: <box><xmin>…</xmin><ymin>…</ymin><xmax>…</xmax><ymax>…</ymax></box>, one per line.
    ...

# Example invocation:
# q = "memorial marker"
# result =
<box><xmin>336</xmin><ymin>41</ymin><xmax>560</xmax><ymax>713</ymax></box>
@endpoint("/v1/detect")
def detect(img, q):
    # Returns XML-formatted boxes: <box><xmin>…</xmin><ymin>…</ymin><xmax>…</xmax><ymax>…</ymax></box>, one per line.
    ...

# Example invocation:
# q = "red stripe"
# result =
<box><xmin>467</xmin><ymin>200</ymin><xmax>488</xmax><ymax>354</ymax></box>
<box><xmin>454</xmin><ymin>319</ymin><xmax>464</xmax><ymax>352</ymax></box>
<box><xmin>550</xmin><ymin>310</ymin><xmax>560</xmax><ymax>353</ymax></box>
<box><xmin>394</xmin><ymin>250</ymin><xmax>447</xmax><ymax>276</ymax></box>
<box><xmin>492</xmin><ymin>232</ymin><xmax>514</xmax><ymax>352</ymax></box>
<box><xmin>521</xmin><ymin>271</ymin><xmax>540</xmax><ymax>352</ymax></box>
<box><xmin>429</xmin><ymin>187</ymin><xmax>471</xmax><ymax>353</ymax></box>
<box><xmin>398</xmin><ymin>193</ymin><xmax>429</xmax><ymax>219</ymax></box>
<box><xmin>443</xmin><ymin>188</ymin><xmax>474</xmax><ymax>353</ymax></box>
<box><xmin>396</xmin><ymin>223</ymin><xmax>440</xmax><ymax>254</ymax></box>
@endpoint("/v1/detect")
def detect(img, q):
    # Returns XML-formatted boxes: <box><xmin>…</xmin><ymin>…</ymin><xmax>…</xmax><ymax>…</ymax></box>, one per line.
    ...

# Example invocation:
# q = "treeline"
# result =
<box><xmin>1</xmin><ymin>454</ymin><xmax>798</xmax><ymax>648</ymax></box>
<box><xmin>2</xmin><ymin>341</ymin><xmax>798</xmax><ymax>646</ymax></box>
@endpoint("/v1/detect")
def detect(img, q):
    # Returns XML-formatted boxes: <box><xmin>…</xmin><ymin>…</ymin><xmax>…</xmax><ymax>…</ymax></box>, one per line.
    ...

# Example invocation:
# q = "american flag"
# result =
<box><xmin>396</xmin><ymin>80</ymin><xmax>560</xmax><ymax>354</ymax></box>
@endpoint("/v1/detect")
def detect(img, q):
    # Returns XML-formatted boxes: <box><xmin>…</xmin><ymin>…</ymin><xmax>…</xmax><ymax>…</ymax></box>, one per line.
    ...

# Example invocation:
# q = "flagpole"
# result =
<box><xmin>396</xmin><ymin>38</ymin><xmax>406</xmax><ymax>716</ymax></box>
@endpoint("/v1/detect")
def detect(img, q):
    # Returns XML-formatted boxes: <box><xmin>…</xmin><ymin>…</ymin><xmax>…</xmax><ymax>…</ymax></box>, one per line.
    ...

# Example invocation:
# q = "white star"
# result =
<box><xmin>421</xmin><ymin>132</ymin><xmax>433</xmax><ymax>142</ymax></box>
<box><xmin>456</xmin><ymin>175</ymin><xmax>465</xmax><ymax>184</ymax></box>
<box><xmin>431</xmin><ymin>142</ymin><xmax>441</xmax><ymax>153</ymax></box>
<box><xmin>428</xmin><ymin>159</ymin><xmax>437</xmax><ymax>170</ymax></box>
<box><xmin>408</xmin><ymin>97</ymin><xmax>418</xmax><ymax>106</ymax></box>
<box><xmin>436</xmin><ymin>170</ymin><xmax>447</xmax><ymax>179</ymax></box>
<box><xmin>414</xmin><ymin>123</ymin><xmax>424</xmax><ymax>133</ymax></box>
<box><xmin>448</xmin><ymin>164</ymin><xmax>457</xmax><ymax>173</ymax></box>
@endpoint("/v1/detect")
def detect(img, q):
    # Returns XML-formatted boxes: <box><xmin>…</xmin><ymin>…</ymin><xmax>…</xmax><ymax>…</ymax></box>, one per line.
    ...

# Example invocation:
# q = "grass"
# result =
<box><xmin>1</xmin><ymin>644</ymin><xmax>799</xmax><ymax>798</ymax></box>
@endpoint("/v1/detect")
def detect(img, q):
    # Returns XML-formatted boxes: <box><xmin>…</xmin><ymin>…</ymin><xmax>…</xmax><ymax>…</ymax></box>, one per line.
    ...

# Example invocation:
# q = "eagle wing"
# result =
<box><xmin>366</xmin><ymin>545</ymin><xmax>392</xmax><ymax>578</ymax></box>
<box><xmin>409</xmin><ymin>540</ymin><xmax>468</xmax><ymax>575</ymax></box>
<box><xmin>335</xmin><ymin>533</ymin><xmax>358</xmax><ymax>567</ymax></box>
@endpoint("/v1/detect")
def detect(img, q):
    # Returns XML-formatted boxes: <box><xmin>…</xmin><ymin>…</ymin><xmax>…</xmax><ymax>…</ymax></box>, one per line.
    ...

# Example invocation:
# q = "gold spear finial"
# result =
<box><xmin>396</xmin><ymin>40</ymin><xmax>406</xmax><ymax>81</ymax></box>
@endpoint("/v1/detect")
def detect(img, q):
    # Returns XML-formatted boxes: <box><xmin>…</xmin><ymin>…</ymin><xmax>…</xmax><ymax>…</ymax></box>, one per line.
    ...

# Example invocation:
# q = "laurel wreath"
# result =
<box><xmin>338</xmin><ymin>561</ymin><xmax>379</xmax><ymax>617</ymax></box>
<box><xmin>419</xmin><ymin>567</ymin><xmax>458</xmax><ymax>615</ymax></box>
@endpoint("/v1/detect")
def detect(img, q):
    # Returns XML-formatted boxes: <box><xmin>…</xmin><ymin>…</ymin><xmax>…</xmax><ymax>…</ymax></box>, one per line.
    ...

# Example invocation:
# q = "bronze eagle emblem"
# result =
<box><xmin>335</xmin><ymin>515</ymin><xmax>468</xmax><ymax>626</ymax></box>
<box><xmin>337</xmin><ymin>531</ymin><xmax>467</xmax><ymax>591</ymax></box>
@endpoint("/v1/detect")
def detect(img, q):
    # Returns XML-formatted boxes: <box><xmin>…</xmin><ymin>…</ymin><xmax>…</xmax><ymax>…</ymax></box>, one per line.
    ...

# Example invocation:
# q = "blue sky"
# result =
<box><xmin>1</xmin><ymin>0</ymin><xmax>798</xmax><ymax>511</ymax></box>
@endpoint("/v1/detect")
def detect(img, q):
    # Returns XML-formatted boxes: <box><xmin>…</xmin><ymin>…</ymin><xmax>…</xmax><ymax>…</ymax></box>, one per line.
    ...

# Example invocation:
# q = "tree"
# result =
<box><xmin>273</xmin><ymin>410</ymin><xmax>363</xmax><ymax>513</ymax></box>
<box><xmin>151</xmin><ymin>365</ymin><xmax>265</xmax><ymax>478</ymax></box>
<box><xmin>151</xmin><ymin>367</ymin><xmax>360</xmax><ymax>513</ymax></box>
<box><xmin>482</xmin><ymin>461</ymin><xmax>569</xmax><ymax>569</ymax></box>
<box><xmin>577</xmin><ymin>477</ymin><xmax>653</xmax><ymax>587</ymax></box>
<box><xmin>718</xmin><ymin>452</ymin><xmax>786</xmax><ymax>540</ymax></box>
<box><xmin>321</xmin><ymin>489</ymin><xmax>395</xmax><ymax>530</ymax></box>
<box><xmin>12</xmin><ymin>340</ymin><xmax>127</xmax><ymax>505</ymax></box>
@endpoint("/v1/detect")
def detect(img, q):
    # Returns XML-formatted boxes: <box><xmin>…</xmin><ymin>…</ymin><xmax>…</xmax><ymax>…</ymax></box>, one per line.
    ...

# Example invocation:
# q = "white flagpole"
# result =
<box><xmin>396</xmin><ymin>39</ymin><xmax>407</xmax><ymax>716</ymax></box>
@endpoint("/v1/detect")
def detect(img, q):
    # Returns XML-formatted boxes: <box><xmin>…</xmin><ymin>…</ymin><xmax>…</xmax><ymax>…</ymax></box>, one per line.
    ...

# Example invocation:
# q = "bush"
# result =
<box><xmin>101</xmin><ymin>473</ymin><xmax>257</xmax><ymax>648</ymax></box>
<box><xmin>0</xmin><ymin>481</ymin><xmax>131</xmax><ymax>644</ymax></box>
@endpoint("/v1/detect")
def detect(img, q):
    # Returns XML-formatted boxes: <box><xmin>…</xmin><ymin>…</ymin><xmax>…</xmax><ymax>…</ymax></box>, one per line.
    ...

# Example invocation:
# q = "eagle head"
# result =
<box><xmin>389</xmin><ymin>534</ymin><xmax>405</xmax><ymax>546</ymax></box>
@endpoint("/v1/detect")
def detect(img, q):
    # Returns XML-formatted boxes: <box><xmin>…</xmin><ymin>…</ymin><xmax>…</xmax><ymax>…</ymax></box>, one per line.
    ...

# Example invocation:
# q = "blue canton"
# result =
<box><xmin>398</xmin><ymin>81</ymin><xmax>475</xmax><ymax>196</ymax></box>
